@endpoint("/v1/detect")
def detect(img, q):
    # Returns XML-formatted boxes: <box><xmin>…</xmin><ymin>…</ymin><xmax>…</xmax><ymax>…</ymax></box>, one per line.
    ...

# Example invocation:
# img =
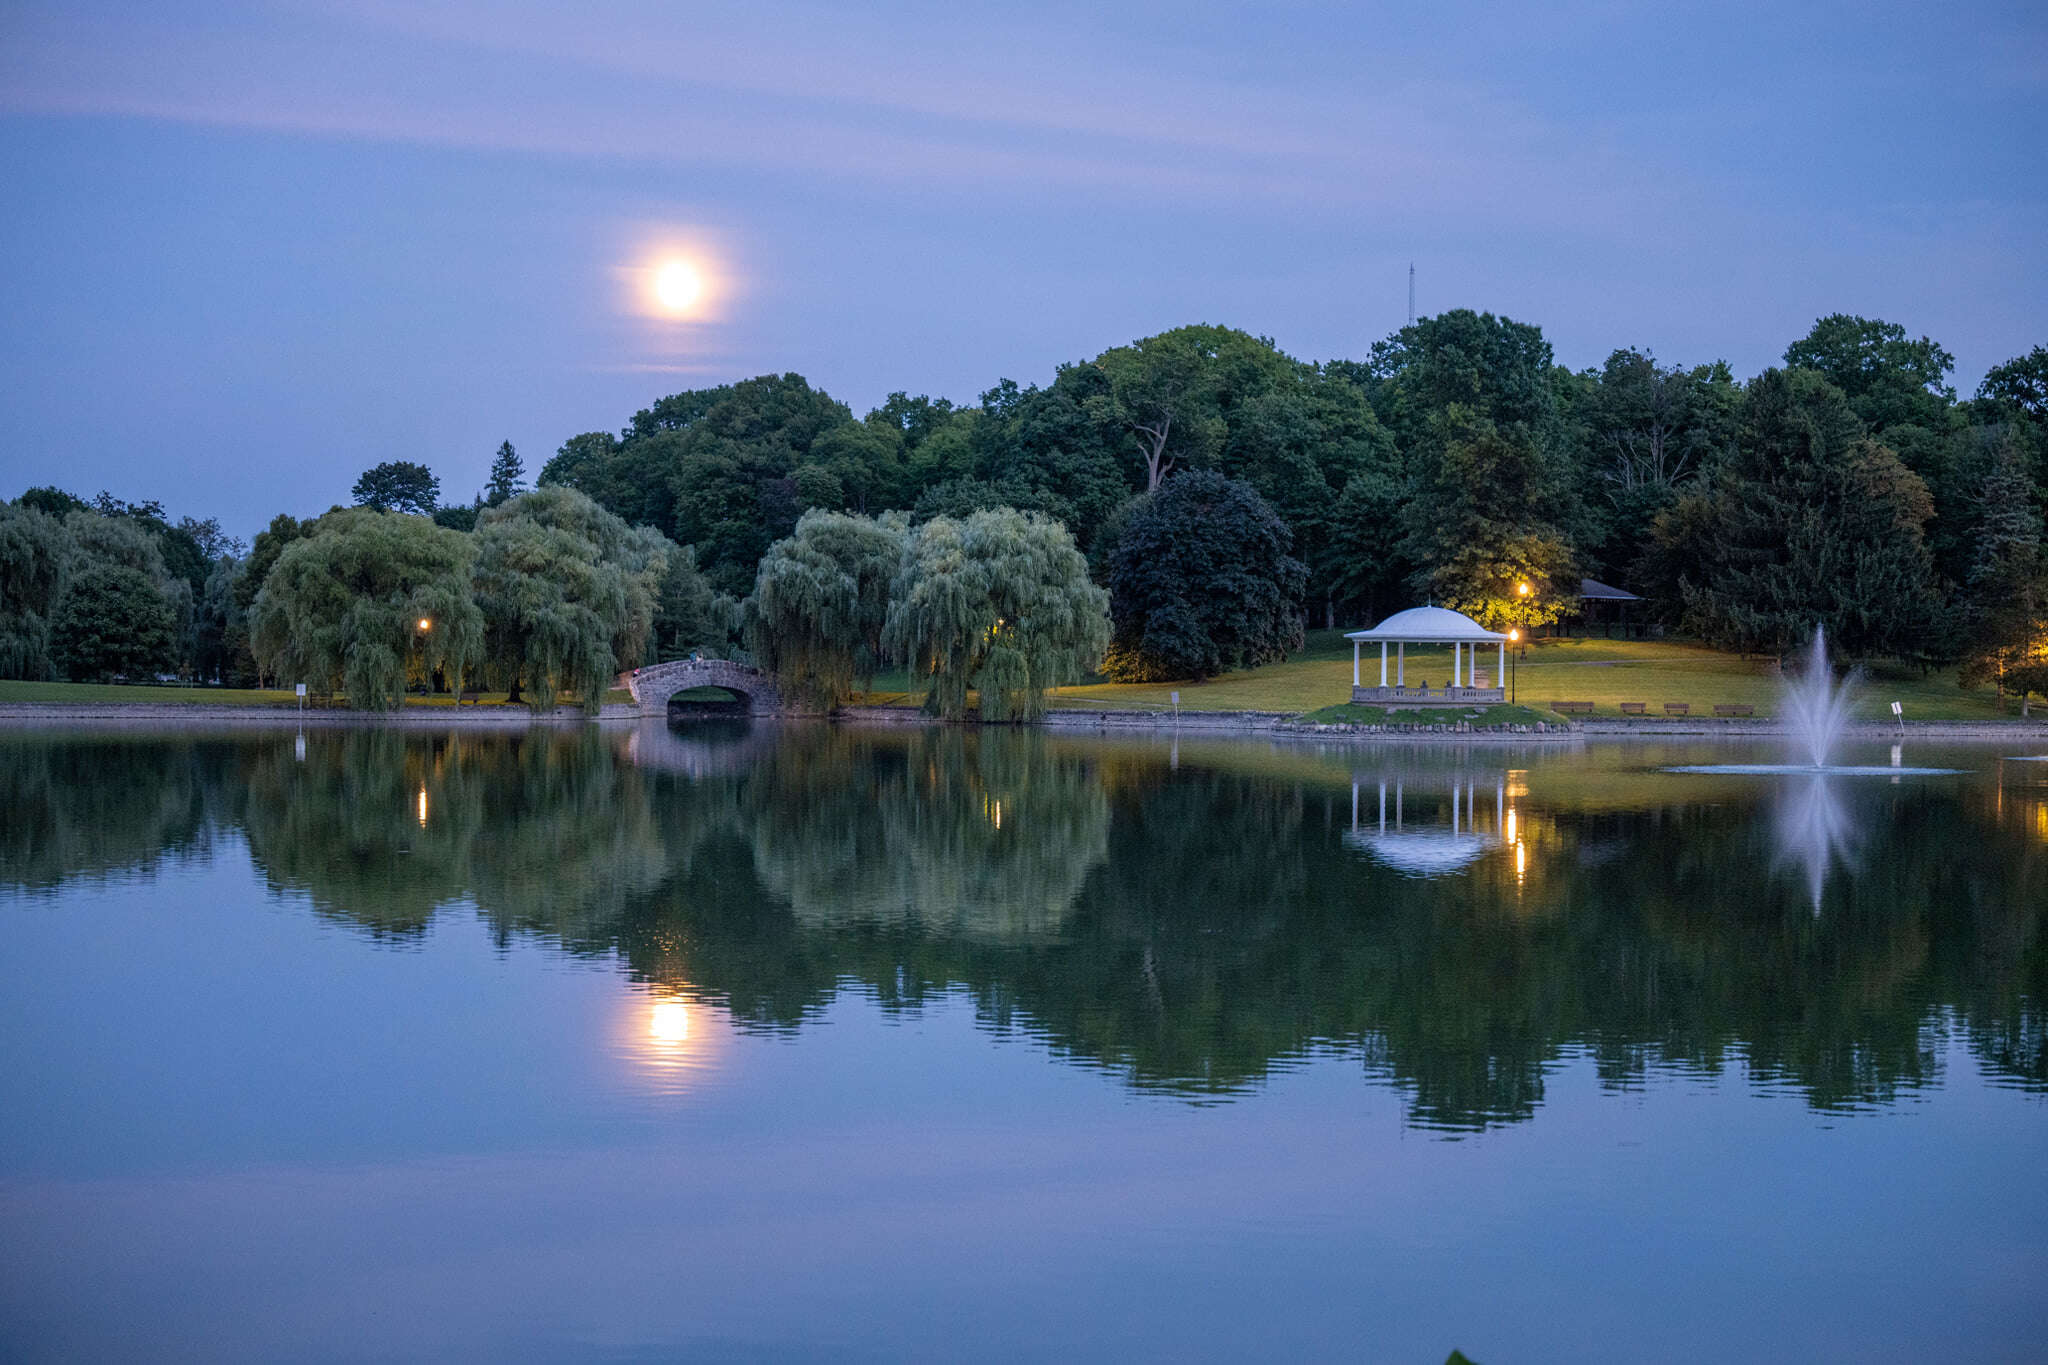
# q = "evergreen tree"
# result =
<box><xmin>1957</xmin><ymin>440</ymin><xmax>2048</xmax><ymax>711</ymax></box>
<box><xmin>1670</xmin><ymin>369</ymin><xmax>1941</xmax><ymax>659</ymax></box>
<box><xmin>485</xmin><ymin>441</ymin><xmax>526</xmax><ymax>505</ymax></box>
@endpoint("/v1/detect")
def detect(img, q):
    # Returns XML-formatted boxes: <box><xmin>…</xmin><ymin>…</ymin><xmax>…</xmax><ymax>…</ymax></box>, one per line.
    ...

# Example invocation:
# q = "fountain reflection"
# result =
<box><xmin>1774</xmin><ymin>774</ymin><xmax>1857</xmax><ymax>912</ymax></box>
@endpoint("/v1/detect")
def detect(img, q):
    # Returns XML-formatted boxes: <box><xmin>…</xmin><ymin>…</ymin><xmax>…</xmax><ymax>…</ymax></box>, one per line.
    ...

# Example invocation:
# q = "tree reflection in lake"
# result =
<box><xmin>2</xmin><ymin>726</ymin><xmax>2041</xmax><ymax>1129</ymax></box>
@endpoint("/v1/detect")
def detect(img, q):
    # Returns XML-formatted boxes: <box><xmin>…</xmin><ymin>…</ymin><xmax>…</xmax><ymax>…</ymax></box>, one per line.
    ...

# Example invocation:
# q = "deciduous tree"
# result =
<box><xmin>351</xmin><ymin>461</ymin><xmax>441</xmax><ymax>516</ymax></box>
<box><xmin>0</xmin><ymin>502</ymin><xmax>73</xmax><ymax>679</ymax></box>
<box><xmin>251</xmin><ymin>509</ymin><xmax>481</xmax><ymax>709</ymax></box>
<box><xmin>471</xmin><ymin>487</ymin><xmax>671</xmax><ymax>712</ymax></box>
<box><xmin>51</xmin><ymin>562</ymin><xmax>176</xmax><ymax>682</ymax></box>
<box><xmin>1784</xmin><ymin>314</ymin><xmax>1955</xmax><ymax>433</ymax></box>
<box><xmin>885</xmin><ymin>508</ymin><xmax>1108</xmax><ymax>722</ymax></box>
<box><xmin>1101</xmin><ymin>472</ymin><xmax>1305</xmax><ymax>682</ymax></box>
<box><xmin>745</xmin><ymin>510</ymin><xmax>907</xmax><ymax>710</ymax></box>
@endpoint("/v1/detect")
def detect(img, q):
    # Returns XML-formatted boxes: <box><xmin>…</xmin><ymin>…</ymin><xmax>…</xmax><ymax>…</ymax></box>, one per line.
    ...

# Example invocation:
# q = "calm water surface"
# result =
<box><xmin>2</xmin><ymin>723</ymin><xmax>2044</xmax><ymax>1361</ymax></box>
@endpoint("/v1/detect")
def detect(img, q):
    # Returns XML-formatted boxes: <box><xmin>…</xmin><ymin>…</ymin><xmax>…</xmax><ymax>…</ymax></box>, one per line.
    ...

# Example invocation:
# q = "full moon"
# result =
<box><xmin>653</xmin><ymin>260</ymin><xmax>702</xmax><ymax>315</ymax></box>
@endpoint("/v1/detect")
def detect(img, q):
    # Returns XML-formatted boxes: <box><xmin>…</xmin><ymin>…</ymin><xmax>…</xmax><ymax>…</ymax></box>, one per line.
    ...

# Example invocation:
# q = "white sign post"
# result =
<box><xmin>1890</xmin><ymin>700</ymin><xmax>1904</xmax><ymax>734</ymax></box>
<box><xmin>296</xmin><ymin>682</ymin><xmax>307</xmax><ymax>713</ymax></box>
<box><xmin>1170</xmin><ymin>690</ymin><xmax>1180</xmax><ymax>726</ymax></box>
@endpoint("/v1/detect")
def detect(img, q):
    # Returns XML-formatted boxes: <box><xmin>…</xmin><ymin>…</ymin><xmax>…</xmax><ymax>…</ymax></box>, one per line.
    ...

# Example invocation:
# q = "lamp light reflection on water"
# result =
<box><xmin>417</xmin><ymin>787</ymin><xmax>428</xmax><ymax>827</ymax></box>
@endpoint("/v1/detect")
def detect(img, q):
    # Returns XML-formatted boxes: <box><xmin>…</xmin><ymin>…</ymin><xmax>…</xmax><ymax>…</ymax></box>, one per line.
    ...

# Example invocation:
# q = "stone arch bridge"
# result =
<box><xmin>620</xmin><ymin>658</ymin><xmax>785</xmax><ymax>717</ymax></box>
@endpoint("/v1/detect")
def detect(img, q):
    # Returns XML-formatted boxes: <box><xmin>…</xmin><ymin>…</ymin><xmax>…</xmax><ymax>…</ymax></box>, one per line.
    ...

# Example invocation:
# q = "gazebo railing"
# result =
<box><xmin>1352</xmin><ymin>684</ymin><xmax>1505</xmax><ymax>706</ymax></box>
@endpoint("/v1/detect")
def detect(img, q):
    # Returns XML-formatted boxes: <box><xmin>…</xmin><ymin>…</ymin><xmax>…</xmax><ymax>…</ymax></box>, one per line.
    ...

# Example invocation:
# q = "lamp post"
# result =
<box><xmin>414</xmin><ymin>617</ymin><xmax>432</xmax><ymax>696</ymax></box>
<box><xmin>1508</xmin><ymin>629</ymin><xmax>1520</xmax><ymax>703</ymax></box>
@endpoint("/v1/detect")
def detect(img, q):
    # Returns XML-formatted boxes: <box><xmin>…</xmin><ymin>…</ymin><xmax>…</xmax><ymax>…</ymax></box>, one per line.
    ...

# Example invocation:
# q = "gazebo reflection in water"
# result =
<box><xmin>1343</xmin><ymin>765</ymin><xmax>1515</xmax><ymax>879</ymax></box>
<box><xmin>1345</xmin><ymin>605</ymin><xmax>1507</xmax><ymax>707</ymax></box>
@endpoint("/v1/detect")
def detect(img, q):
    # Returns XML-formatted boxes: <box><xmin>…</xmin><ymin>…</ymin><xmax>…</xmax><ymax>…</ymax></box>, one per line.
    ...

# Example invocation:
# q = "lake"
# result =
<box><xmin>2</xmin><ymin>722</ymin><xmax>2043</xmax><ymax>1361</ymax></box>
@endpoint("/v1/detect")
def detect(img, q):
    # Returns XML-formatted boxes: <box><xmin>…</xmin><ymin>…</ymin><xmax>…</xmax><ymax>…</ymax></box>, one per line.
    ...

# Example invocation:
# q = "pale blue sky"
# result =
<box><xmin>3</xmin><ymin>0</ymin><xmax>2043</xmax><ymax>537</ymax></box>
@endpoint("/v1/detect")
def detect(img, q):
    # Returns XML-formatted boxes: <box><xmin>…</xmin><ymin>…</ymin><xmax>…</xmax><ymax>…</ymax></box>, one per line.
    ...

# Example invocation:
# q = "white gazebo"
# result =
<box><xmin>1345</xmin><ymin>606</ymin><xmax>1507</xmax><ymax>707</ymax></box>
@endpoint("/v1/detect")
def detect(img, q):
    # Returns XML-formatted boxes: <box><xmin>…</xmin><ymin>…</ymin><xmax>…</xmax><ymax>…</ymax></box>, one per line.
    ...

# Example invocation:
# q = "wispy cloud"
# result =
<box><xmin>0</xmin><ymin>0</ymin><xmax>1677</xmax><ymax>237</ymax></box>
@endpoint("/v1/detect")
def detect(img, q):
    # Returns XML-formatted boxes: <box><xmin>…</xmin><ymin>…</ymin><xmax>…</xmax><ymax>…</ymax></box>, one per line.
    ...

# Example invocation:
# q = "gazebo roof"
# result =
<box><xmin>1345</xmin><ymin>605</ymin><xmax>1506</xmax><ymax>644</ymax></box>
<box><xmin>1578</xmin><ymin>577</ymin><xmax>1641</xmax><ymax>601</ymax></box>
<box><xmin>1342</xmin><ymin>829</ymin><xmax>1497</xmax><ymax>877</ymax></box>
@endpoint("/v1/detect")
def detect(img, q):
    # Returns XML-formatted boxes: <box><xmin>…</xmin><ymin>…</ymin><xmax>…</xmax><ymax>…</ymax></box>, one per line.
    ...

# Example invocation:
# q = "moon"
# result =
<box><xmin>653</xmin><ymin>260</ymin><xmax>703</xmax><ymax>315</ymax></box>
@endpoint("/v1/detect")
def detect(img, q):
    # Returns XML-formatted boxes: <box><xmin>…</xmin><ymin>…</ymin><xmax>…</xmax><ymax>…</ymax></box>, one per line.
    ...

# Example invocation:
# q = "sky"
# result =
<box><xmin>2</xmin><ymin>0</ymin><xmax>2044</xmax><ymax>540</ymax></box>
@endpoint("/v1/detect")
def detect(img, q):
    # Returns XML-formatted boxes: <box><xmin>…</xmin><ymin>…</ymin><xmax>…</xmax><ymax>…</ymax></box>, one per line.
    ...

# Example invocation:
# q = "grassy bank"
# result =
<box><xmin>0</xmin><ymin>681</ymin><xmax>299</xmax><ymax>705</ymax></box>
<box><xmin>857</xmin><ymin>630</ymin><xmax>2021</xmax><ymax>722</ymax></box>
<box><xmin>1035</xmin><ymin>632</ymin><xmax>2018</xmax><ymax>722</ymax></box>
<box><xmin>0</xmin><ymin>681</ymin><xmax>635</xmax><ymax>709</ymax></box>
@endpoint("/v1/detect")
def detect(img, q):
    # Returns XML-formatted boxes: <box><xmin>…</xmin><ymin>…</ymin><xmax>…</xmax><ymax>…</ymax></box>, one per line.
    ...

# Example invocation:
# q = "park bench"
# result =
<box><xmin>1551</xmin><ymin>701</ymin><xmax>1594</xmax><ymax>716</ymax></box>
<box><xmin>1619</xmin><ymin>702</ymin><xmax>1647</xmax><ymax>715</ymax></box>
<box><xmin>458</xmin><ymin>687</ymin><xmax>488</xmax><ymax>705</ymax></box>
<box><xmin>1713</xmin><ymin>703</ymin><xmax>1755</xmax><ymax>717</ymax></box>
<box><xmin>1663</xmin><ymin>702</ymin><xmax>1690</xmax><ymax>716</ymax></box>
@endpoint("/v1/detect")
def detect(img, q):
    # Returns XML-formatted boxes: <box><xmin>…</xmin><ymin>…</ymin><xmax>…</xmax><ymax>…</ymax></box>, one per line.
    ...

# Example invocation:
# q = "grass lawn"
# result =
<box><xmin>856</xmin><ymin>630</ymin><xmax>2023</xmax><ymax>722</ymax></box>
<box><xmin>0</xmin><ymin>680</ymin><xmax>636</xmax><ymax>709</ymax></box>
<box><xmin>0</xmin><ymin>680</ymin><xmax>300</xmax><ymax>705</ymax></box>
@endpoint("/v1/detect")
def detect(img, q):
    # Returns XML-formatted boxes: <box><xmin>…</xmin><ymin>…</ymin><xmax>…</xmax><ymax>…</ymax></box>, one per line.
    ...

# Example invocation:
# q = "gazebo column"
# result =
<box><xmin>1379</xmin><ymin>642</ymin><xmax>1387</xmax><ymax>687</ymax></box>
<box><xmin>1352</xmin><ymin>639</ymin><xmax>1360</xmax><ymax>689</ymax></box>
<box><xmin>1497</xmin><ymin>641</ymin><xmax>1505</xmax><ymax>694</ymax></box>
<box><xmin>1397</xmin><ymin>644</ymin><xmax>1405</xmax><ymax>686</ymax></box>
<box><xmin>1452</xmin><ymin>642</ymin><xmax>1462</xmax><ymax>688</ymax></box>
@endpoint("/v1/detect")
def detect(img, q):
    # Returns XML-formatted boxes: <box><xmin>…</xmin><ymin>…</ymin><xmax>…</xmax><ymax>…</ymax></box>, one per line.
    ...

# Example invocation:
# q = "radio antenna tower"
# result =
<box><xmin>1406</xmin><ymin>263</ymin><xmax>1415</xmax><ymax>325</ymax></box>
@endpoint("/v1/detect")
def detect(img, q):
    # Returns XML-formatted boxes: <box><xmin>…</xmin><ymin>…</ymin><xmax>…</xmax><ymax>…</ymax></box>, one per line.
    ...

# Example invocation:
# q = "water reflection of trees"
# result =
<box><xmin>0</xmin><ymin>734</ymin><xmax>215</xmax><ymax>891</ymax></box>
<box><xmin>4</xmin><ymin>728</ymin><xmax>2041</xmax><ymax>1128</ymax></box>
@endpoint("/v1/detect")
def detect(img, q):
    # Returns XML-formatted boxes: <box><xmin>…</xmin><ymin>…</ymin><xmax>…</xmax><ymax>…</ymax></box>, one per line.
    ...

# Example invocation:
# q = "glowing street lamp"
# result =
<box><xmin>1508</xmin><ymin>628</ymin><xmax>1522</xmax><ymax>702</ymax></box>
<box><xmin>413</xmin><ymin>618</ymin><xmax>433</xmax><ymax>698</ymax></box>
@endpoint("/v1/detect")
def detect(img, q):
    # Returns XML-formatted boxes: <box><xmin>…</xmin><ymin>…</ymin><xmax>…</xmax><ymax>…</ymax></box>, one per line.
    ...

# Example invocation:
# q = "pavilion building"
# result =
<box><xmin>1345</xmin><ymin>606</ymin><xmax>1507</xmax><ymax>707</ymax></box>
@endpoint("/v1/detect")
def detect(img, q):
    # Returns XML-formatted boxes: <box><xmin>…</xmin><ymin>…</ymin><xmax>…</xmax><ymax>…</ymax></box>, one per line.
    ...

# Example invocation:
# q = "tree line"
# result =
<box><xmin>5</xmin><ymin>312</ymin><xmax>2045</xmax><ymax>708</ymax></box>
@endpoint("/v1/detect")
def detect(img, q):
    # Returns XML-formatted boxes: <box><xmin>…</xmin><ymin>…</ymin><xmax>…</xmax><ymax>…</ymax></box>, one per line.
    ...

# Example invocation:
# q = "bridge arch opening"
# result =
<box><xmin>665</xmin><ymin>685</ymin><xmax>752</xmax><ymax>718</ymax></box>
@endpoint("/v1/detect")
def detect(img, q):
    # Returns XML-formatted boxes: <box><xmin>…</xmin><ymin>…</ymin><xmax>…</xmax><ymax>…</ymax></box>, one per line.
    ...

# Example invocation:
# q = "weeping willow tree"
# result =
<box><xmin>744</xmin><ymin>509</ymin><xmax>906</xmax><ymax>710</ymax></box>
<box><xmin>0</xmin><ymin>502</ymin><xmax>73</xmax><ymax>679</ymax></box>
<box><xmin>250</xmin><ymin>508</ymin><xmax>483</xmax><ymax>710</ymax></box>
<box><xmin>472</xmin><ymin>486</ymin><xmax>674</xmax><ymax>713</ymax></box>
<box><xmin>885</xmin><ymin>507</ymin><xmax>1109</xmax><ymax>722</ymax></box>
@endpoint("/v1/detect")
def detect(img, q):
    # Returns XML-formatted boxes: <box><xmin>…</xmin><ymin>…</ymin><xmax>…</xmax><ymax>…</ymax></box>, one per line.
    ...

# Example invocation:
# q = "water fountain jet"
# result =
<box><xmin>1782</xmin><ymin>625</ymin><xmax>1853</xmax><ymax>769</ymax></box>
<box><xmin>1666</xmin><ymin>627</ymin><xmax>1963</xmax><ymax>777</ymax></box>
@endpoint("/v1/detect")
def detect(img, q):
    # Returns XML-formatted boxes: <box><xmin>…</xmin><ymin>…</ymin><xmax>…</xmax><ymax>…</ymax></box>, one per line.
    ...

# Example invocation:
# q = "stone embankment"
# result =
<box><xmin>1039</xmin><ymin>709</ymin><xmax>1575</xmax><ymax>738</ymax></box>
